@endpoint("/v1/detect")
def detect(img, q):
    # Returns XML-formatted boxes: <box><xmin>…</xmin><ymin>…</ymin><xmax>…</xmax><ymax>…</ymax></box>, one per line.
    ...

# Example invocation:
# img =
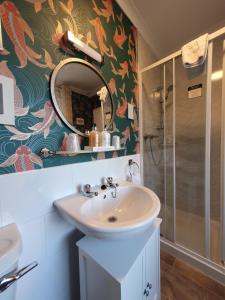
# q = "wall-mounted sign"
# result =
<box><xmin>188</xmin><ymin>84</ymin><xmax>202</xmax><ymax>99</ymax></box>
<box><xmin>128</xmin><ymin>103</ymin><xmax>134</xmax><ymax>120</ymax></box>
<box><xmin>0</xmin><ymin>75</ymin><xmax>15</xmax><ymax>125</ymax></box>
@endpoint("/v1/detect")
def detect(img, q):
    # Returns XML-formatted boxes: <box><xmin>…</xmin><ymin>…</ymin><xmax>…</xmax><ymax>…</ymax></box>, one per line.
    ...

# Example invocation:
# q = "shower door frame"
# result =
<box><xmin>139</xmin><ymin>26</ymin><xmax>225</xmax><ymax>265</ymax></box>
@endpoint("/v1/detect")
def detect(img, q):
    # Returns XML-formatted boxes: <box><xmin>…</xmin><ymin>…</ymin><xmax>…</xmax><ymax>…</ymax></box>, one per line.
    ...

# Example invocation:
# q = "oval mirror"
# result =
<box><xmin>50</xmin><ymin>58</ymin><xmax>113</xmax><ymax>137</ymax></box>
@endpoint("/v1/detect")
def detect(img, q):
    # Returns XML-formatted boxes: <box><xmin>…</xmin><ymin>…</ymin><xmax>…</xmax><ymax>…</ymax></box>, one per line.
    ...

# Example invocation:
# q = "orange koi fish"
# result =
<box><xmin>0</xmin><ymin>1</ymin><xmax>47</xmax><ymax>68</ymax></box>
<box><xmin>25</xmin><ymin>0</ymin><xmax>56</xmax><ymax>14</ymax></box>
<box><xmin>86</xmin><ymin>31</ymin><xmax>97</xmax><ymax>49</ymax></box>
<box><xmin>108</xmin><ymin>78</ymin><xmax>117</xmax><ymax>96</ymax></box>
<box><xmin>0</xmin><ymin>145</ymin><xmax>42</xmax><ymax>172</ymax></box>
<box><xmin>52</xmin><ymin>21</ymin><xmax>64</xmax><ymax>46</ymax></box>
<box><xmin>111</xmin><ymin>61</ymin><xmax>129</xmax><ymax>79</ymax></box>
<box><xmin>0</xmin><ymin>60</ymin><xmax>29</xmax><ymax>116</ymax></box>
<box><xmin>59</xmin><ymin>0</ymin><xmax>73</xmax><ymax>15</ymax></box>
<box><xmin>89</xmin><ymin>17</ymin><xmax>109</xmax><ymax>56</ymax></box>
<box><xmin>6</xmin><ymin>101</ymin><xmax>62</xmax><ymax>140</ymax></box>
<box><xmin>121</xmin><ymin>126</ymin><xmax>130</xmax><ymax>147</ymax></box>
<box><xmin>113</xmin><ymin>25</ymin><xmax>127</xmax><ymax>49</ymax></box>
<box><xmin>92</xmin><ymin>0</ymin><xmax>114</xmax><ymax>23</ymax></box>
<box><xmin>116</xmin><ymin>96</ymin><xmax>127</xmax><ymax>118</ymax></box>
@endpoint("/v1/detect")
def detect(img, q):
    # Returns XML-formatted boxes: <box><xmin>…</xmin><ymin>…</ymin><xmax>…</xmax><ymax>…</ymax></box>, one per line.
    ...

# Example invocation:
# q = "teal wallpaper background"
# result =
<box><xmin>0</xmin><ymin>0</ymin><xmax>139</xmax><ymax>174</ymax></box>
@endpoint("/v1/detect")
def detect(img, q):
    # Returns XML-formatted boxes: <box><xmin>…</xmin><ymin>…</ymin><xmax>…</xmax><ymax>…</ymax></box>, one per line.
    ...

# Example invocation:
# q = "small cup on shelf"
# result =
<box><xmin>66</xmin><ymin>133</ymin><xmax>80</xmax><ymax>152</ymax></box>
<box><xmin>112</xmin><ymin>135</ymin><xmax>120</xmax><ymax>149</ymax></box>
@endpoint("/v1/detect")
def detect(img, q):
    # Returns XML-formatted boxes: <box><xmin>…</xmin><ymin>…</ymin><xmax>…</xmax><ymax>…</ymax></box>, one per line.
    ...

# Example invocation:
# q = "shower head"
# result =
<box><xmin>151</xmin><ymin>85</ymin><xmax>173</xmax><ymax>103</ymax></box>
<box><xmin>151</xmin><ymin>86</ymin><xmax>163</xmax><ymax>103</ymax></box>
<box><xmin>150</xmin><ymin>87</ymin><xmax>163</xmax><ymax>101</ymax></box>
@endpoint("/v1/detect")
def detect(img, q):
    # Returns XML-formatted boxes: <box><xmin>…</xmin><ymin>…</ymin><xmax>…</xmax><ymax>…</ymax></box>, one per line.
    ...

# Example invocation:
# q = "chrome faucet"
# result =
<box><xmin>106</xmin><ymin>177</ymin><xmax>118</xmax><ymax>198</ymax></box>
<box><xmin>82</xmin><ymin>184</ymin><xmax>98</xmax><ymax>198</ymax></box>
<box><xmin>106</xmin><ymin>177</ymin><xmax>118</xmax><ymax>188</ymax></box>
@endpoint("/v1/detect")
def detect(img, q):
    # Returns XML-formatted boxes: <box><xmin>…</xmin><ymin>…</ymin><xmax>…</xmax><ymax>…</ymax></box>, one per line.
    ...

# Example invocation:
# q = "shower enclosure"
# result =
<box><xmin>140</xmin><ymin>27</ymin><xmax>225</xmax><ymax>282</ymax></box>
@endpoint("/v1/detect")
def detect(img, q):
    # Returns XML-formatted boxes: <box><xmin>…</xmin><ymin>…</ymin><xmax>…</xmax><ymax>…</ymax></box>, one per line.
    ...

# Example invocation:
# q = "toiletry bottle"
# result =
<box><xmin>89</xmin><ymin>125</ymin><xmax>95</xmax><ymax>147</ymax></box>
<box><xmin>94</xmin><ymin>125</ymin><xmax>99</xmax><ymax>147</ymax></box>
<box><xmin>89</xmin><ymin>124</ymin><xmax>99</xmax><ymax>147</ymax></box>
<box><xmin>101</xmin><ymin>126</ymin><xmax>110</xmax><ymax>147</ymax></box>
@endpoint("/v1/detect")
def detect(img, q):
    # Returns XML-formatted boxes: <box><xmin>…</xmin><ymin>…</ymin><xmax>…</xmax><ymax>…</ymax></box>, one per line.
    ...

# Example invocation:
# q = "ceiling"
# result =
<box><xmin>56</xmin><ymin>63</ymin><xmax>103</xmax><ymax>96</ymax></box>
<box><xmin>116</xmin><ymin>0</ymin><xmax>225</xmax><ymax>59</ymax></box>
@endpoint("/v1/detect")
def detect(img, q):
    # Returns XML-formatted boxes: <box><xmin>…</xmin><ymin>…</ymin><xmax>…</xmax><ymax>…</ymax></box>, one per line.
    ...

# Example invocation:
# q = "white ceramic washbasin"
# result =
<box><xmin>0</xmin><ymin>223</ymin><xmax>22</xmax><ymax>276</ymax></box>
<box><xmin>54</xmin><ymin>181</ymin><xmax>160</xmax><ymax>239</ymax></box>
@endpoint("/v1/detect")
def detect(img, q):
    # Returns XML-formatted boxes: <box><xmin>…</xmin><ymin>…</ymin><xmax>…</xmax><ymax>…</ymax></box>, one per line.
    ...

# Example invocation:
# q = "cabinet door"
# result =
<box><xmin>121</xmin><ymin>252</ymin><xmax>145</xmax><ymax>300</ymax></box>
<box><xmin>145</xmin><ymin>228</ymin><xmax>160</xmax><ymax>300</ymax></box>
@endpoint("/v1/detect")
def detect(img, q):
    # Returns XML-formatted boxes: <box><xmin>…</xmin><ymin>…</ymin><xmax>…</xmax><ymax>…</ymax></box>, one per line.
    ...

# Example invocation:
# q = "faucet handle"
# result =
<box><xmin>82</xmin><ymin>184</ymin><xmax>98</xmax><ymax>197</ymax></box>
<box><xmin>106</xmin><ymin>177</ymin><xmax>113</xmax><ymax>185</ymax></box>
<box><xmin>83</xmin><ymin>184</ymin><xmax>91</xmax><ymax>193</ymax></box>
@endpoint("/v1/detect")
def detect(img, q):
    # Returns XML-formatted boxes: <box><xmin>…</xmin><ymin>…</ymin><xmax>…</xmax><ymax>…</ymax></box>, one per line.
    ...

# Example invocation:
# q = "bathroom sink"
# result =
<box><xmin>54</xmin><ymin>181</ymin><xmax>160</xmax><ymax>239</ymax></box>
<box><xmin>0</xmin><ymin>223</ymin><xmax>22</xmax><ymax>276</ymax></box>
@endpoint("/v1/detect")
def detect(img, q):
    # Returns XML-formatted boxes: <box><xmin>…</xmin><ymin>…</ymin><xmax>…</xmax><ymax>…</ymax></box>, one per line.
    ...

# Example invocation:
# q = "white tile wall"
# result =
<box><xmin>0</xmin><ymin>154</ymin><xmax>140</xmax><ymax>300</ymax></box>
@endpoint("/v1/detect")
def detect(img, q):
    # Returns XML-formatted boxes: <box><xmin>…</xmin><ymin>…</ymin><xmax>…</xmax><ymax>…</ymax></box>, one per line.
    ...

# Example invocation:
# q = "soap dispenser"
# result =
<box><xmin>101</xmin><ymin>126</ymin><xmax>110</xmax><ymax>147</ymax></box>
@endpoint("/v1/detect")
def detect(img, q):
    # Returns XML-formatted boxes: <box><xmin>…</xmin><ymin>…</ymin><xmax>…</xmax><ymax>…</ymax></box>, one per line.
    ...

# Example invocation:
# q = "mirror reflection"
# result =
<box><xmin>51</xmin><ymin>59</ymin><xmax>113</xmax><ymax>136</ymax></box>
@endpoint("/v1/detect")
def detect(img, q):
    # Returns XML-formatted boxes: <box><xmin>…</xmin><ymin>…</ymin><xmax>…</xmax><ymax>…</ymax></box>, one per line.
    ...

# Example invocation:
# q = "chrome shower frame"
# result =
<box><xmin>139</xmin><ymin>26</ymin><xmax>225</xmax><ymax>285</ymax></box>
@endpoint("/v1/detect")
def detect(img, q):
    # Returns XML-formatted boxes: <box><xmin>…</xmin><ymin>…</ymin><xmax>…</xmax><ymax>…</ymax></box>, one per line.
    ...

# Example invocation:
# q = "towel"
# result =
<box><xmin>181</xmin><ymin>34</ymin><xmax>208</xmax><ymax>68</ymax></box>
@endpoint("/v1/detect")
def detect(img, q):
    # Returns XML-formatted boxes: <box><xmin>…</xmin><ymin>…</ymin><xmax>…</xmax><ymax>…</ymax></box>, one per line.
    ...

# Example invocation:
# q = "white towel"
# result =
<box><xmin>181</xmin><ymin>34</ymin><xmax>208</xmax><ymax>68</ymax></box>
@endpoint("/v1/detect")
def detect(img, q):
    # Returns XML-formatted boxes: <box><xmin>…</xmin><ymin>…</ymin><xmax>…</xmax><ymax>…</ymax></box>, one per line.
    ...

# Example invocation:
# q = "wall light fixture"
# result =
<box><xmin>63</xmin><ymin>31</ymin><xmax>102</xmax><ymax>64</ymax></box>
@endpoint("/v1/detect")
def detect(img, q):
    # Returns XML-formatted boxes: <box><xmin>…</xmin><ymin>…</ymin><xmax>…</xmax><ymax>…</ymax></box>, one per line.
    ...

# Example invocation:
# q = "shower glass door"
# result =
<box><xmin>175</xmin><ymin>56</ymin><xmax>206</xmax><ymax>256</ymax></box>
<box><xmin>142</xmin><ymin>65</ymin><xmax>165</xmax><ymax>236</ymax></box>
<box><xmin>142</xmin><ymin>60</ymin><xmax>175</xmax><ymax>241</ymax></box>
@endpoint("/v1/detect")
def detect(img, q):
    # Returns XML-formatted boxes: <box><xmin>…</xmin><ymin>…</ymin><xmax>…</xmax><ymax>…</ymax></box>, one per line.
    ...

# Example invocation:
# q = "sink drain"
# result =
<box><xmin>108</xmin><ymin>216</ymin><xmax>117</xmax><ymax>223</ymax></box>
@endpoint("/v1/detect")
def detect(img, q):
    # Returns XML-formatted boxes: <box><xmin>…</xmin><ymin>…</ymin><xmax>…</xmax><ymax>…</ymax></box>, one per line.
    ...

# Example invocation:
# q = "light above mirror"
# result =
<box><xmin>50</xmin><ymin>58</ymin><xmax>113</xmax><ymax>137</ymax></box>
<box><xmin>63</xmin><ymin>31</ymin><xmax>102</xmax><ymax>64</ymax></box>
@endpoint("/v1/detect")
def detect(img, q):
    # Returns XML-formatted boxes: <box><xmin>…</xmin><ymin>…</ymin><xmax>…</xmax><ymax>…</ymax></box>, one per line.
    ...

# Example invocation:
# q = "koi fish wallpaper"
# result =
<box><xmin>0</xmin><ymin>0</ymin><xmax>139</xmax><ymax>174</ymax></box>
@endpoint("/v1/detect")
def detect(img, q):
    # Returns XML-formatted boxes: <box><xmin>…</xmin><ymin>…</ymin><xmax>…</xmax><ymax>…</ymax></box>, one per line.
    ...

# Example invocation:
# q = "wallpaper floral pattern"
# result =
<box><xmin>0</xmin><ymin>0</ymin><xmax>139</xmax><ymax>174</ymax></box>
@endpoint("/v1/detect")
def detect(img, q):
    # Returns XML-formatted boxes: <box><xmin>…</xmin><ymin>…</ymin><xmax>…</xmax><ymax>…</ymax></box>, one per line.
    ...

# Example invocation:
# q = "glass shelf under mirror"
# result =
<box><xmin>40</xmin><ymin>147</ymin><xmax>125</xmax><ymax>158</ymax></box>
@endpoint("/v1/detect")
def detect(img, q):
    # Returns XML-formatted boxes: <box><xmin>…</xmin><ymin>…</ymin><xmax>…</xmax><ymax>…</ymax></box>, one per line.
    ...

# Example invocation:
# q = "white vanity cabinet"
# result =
<box><xmin>77</xmin><ymin>219</ymin><xmax>161</xmax><ymax>300</ymax></box>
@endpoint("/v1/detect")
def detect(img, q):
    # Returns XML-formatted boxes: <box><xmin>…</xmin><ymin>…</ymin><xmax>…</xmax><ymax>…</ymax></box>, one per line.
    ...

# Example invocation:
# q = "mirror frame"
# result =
<box><xmin>50</xmin><ymin>58</ymin><xmax>114</xmax><ymax>137</ymax></box>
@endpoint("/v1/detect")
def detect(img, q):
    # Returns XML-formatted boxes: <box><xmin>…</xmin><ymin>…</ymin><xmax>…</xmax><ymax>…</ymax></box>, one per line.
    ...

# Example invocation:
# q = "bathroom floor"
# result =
<box><xmin>160</xmin><ymin>251</ymin><xmax>225</xmax><ymax>300</ymax></box>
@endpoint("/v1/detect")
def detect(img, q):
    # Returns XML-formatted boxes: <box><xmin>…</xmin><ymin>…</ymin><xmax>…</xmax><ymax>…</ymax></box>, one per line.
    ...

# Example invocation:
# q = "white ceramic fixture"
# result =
<box><xmin>0</xmin><ymin>223</ymin><xmax>22</xmax><ymax>277</ymax></box>
<box><xmin>0</xmin><ymin>223</ymin><xmax>22</xmax><ymax>300</ymax></box>
<box><xmin>54</xmin><ymin>181</ymin><xmax>160</xmax><ymax>239</ymax></box>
